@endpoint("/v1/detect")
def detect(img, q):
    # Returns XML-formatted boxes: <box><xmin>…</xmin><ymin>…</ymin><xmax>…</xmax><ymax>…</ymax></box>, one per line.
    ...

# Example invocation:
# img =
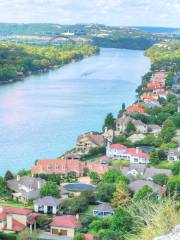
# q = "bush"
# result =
<box><xmin>153</xmin><ymin>174</ymin><xmax>169</xmax><ymax>186</ymax></box>
<box><xmin>97</xmin><ymin>183</ymin><xmax>116</xmax><ymax>202</ymax></box>
<box><xmin>0</xmin><ymin>233</ymin><xmax>16</xmax><ymax>240</ymax></box>
<box><xmin>172</xmin><ymin>162</ymin><xmax>180</xmax><ymax>175</ymax></box>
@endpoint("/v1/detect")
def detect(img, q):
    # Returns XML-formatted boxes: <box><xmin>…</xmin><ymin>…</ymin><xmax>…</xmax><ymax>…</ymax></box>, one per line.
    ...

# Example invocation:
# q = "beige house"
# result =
<box><xmin>50</xmin><ymin>215</ymin><xmax>80</xmax><ymax>238</ymax></box>
<box><xmin>0</xmin><ymin>206</ymin><xmax>37</xmax><ymax>233</ymax></box>
<box><xmin>76</xmin><ymin>132</ymin><xmax>105</xmax><ymax>154</ymax></box>
<box><xmin>116</xmin><ymin>115</ymin><xmax>148</xmax><ymax>135</ymax></box>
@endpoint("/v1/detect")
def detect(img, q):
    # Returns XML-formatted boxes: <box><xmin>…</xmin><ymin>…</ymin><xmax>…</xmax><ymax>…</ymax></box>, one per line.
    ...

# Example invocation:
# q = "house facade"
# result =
<box><xmin>50</xmin><ymin>215</ymin><xmax>80</xmax><ymax>238</ymax></box>
<box><xmin>0</xmin><ymin>206</ymin><xmax>38</xmax><ymax>233</ymax></box>
<box><xmin>7</xmin><ymin>176</ymin><xmax>46</xmax><ymax>203</ymax></box>
<box><xmin>32</xmin><ymin>159</ymin><xmax>85</xmax><ymax>177</ymax></box>
<box><xmin>106</xmin><ymin>144</ymin><xmax>149</xmax><ymax>164</ymax></box>
<box><xmin>76</xmin><ymin>132</ymin><xmax>105</xmax><ymax>154</ymax></box>
<box><xmin>34</xmin><ymin>196</ymin><xmax>61</xmax><ymax>214</ymax></box>
<box><xmin>168</xmin><ymin>148</ymin><xmax>180</xmax><ymax>162</ymax></box>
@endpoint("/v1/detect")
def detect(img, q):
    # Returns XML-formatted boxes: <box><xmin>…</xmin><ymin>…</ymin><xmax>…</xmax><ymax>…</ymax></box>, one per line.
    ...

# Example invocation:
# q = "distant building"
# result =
<box><xmin>116</xmin><ymin>115</ymin><xmax>148</xmax><ymax>135</ymax></box>
<box><xmin>106</xmin><ymin>144</ymin><xmax>149</xmax><ymax>164</ymax></box>
<box><xmin>93</xmin><ymin>203</ymin><xmax>114</xmax><ymax>217</ymax></box>
<box><xmin>127</xmin><ymin>105</ymin><xmax>145</xmax><ymax>113</ymax></box>
<box><xmin>7</xmin><ymin>176</ymin><xmax>46</xmax><ymax>203</ymax></box>
<box><xmin>0</xmin><ymin>206</ymin><xmax>38</xmax><ymax>233</ymax></box>
<box><xmin>127</xmin><ymin>133</ymin><xmax>145</xmax><ymax>143</ymax></box>
<box><xmin>87</xmin><ymin>162</ymin><xmax>109</xmax><ymax>175</ymax></box>
<box><xmin>168</xmin><ymin>148</ymin><xmax>180</xmax><ymax>162</ymax></box>
<box><xmin>34</xmin><ymin>196</ymin><xmax>61</xmax><ymax>214</ymax></box>
<box><xmin>143</xmin><ymin>167</ymin><xmax>172</xmax><ymax>181</ymax></box>
<box><xmin>76</xmin><ymin>132</ymin><xmax>105</xmax><ymax>154</ymax></box>
<box><xmin>128</xmin><ymin>180</ymin><xmax>162</xmax><ymax>195</ymax></box>
<box><xmin>148</xmin><ymin>124</ymin><xmax>161</xmax><ymax>136</ymax></box>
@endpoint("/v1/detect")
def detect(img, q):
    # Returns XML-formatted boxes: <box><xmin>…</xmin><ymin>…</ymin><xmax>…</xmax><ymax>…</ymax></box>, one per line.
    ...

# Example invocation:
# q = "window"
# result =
<box><xmin>62</xmin><ymin>165</ymin><xmax>65</xmax><ymax>170</ymax></box>
<box><xmin>47</xmin><ymin>165</ymin><xmax>51</xmax><ymax>170</ymax></box>
<box><xmin>54</xmin><ymin>165</ymin><xmax>59</xmax><ymax>171</ymax></box>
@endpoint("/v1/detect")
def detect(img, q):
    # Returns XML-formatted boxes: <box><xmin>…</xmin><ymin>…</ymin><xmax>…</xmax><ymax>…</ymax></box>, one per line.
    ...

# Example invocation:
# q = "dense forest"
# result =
<box><xmin>0</xmin><ymin>42</ymin><xmax>99</xmax><ymax>83</ymax></box>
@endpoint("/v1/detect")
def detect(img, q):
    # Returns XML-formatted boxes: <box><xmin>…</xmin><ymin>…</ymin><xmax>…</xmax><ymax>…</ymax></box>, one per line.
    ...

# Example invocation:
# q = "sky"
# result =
<box><xmin>0</xmin><ymin>0</ymin><xmax>180</xmax><ymax>27</ymax></box>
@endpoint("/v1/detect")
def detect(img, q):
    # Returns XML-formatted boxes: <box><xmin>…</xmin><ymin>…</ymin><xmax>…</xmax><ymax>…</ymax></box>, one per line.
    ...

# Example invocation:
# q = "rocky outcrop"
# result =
<box><xmin>154</xmin><ymin>225</ymin><xmax>180</xmax><ymax>240</ymax></box>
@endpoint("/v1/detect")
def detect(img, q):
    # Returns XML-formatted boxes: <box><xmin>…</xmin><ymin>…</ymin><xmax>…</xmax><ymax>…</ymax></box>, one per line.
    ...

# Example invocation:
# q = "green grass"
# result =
<box><xmin>0</xmin><ymin>201</ymin><xmax>33</xmax><ymax>209</ymax></box>
<box><xmin>155</xmin><ymin>161</ymin><xmax>174</xmax><ymax>169</ymax></box>
<box><xmin>112</xmin><ymin>159</ymin><xmax>130</xmax><ymax>167</ymax></box>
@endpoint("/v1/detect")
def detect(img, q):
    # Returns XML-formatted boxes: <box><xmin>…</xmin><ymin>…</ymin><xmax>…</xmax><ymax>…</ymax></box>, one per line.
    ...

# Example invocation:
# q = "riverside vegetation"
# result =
<box><xmin>0</xmin><ymin>42</ymin><xmax>98</xmax><ymax>83</ymax></box>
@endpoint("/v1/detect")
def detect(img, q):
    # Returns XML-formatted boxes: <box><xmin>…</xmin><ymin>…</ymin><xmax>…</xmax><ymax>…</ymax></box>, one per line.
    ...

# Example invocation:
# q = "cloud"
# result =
<box><xmin>0</xmin><ymin>0</ymin><xmax>179</xmax><ymax>27</ymax></box>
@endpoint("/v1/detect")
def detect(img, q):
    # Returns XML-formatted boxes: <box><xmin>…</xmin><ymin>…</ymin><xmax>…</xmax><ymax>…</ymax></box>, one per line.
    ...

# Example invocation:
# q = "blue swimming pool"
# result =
<box><xmin>64</xmin><ymin>183</ymin><xmax>96</xmax><ymax>191</ymax></box>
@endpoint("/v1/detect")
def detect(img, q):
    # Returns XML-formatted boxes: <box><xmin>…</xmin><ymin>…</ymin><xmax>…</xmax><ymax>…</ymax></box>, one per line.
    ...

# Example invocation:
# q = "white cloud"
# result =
<box><xmin>0</xmin><ymin>0</ymin><xmax>179</xmax><ymax>27</ymax></box>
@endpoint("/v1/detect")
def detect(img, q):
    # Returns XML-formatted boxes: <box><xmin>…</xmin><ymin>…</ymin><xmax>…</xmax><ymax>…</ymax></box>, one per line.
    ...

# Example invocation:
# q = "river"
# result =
<box><xmin>0</xmin><ymin>48</ymin><xmax>150</xmax><ymax>175</ymax></box>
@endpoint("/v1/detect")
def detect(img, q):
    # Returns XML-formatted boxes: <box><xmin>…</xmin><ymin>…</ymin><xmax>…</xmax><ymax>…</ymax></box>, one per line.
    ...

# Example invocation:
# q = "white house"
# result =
<box><xmin>34</xmin><ymin>196</ymin><xmax>61</xmax><ymax>214</ymax></box>
<box><xmin>106</xmin><ymin>143</ymin><xmax>149</xmax><ymax>164</ymax></box>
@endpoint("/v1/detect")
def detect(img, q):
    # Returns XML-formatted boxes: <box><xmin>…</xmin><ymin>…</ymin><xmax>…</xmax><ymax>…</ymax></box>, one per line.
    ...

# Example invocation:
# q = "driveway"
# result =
<box><xmin>35</xmin><ymin>232</ymin><xmax>73</xmax><ymax>240</ymax></box>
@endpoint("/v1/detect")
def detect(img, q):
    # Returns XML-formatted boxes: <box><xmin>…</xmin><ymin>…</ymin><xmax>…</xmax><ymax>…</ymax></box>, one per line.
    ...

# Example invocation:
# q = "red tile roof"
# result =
<box><xmin>109</xmin><ymin>144</ymin><xmax>127</xmax><ymax>150</ymax></box>
<box><xmin>127</xmin><ymin>105</ymin><xmax>145</xmax><ymax>113</ymax></box>
<box><xmin>4</xmin><ymin>219</ymin><xmax>26</xmax><ymax>232</ymax></box>
<box><xmin>124</xmin><ymin>148</ymin><xmax>149</xmax><ymax>159</ymax></box>
<box><xmin>84</xmin><ymin>234</ymin><xmax>94</xmax><ymax>240</ymax></box>
<box><xmin>32</xmin><ymin>159</ymin><xmax>85</xmax><ymax>175</ymax></box>
<box><xmin>87</xmin><ymin>162</ymin><xmax>109</xmax><ymax>175</ymax></box>
<box><xmin>50</xmin><ymin>215</ymin><xmax>80</xmax><ymax>229</ymax></box>
<box><xmin>101</xmin><ymin>156</ymin><xmax>109</xmax><ymax>161</ymax></box>
<box><xmin>1</xmin><ymin>206</ymin><xmax>32</xmax><ymax>216</ymax></box>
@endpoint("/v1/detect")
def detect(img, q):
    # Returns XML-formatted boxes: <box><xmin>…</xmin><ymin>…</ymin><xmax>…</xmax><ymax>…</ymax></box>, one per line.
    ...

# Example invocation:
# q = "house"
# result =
<box><xmin>116</xmin><ymin>115</ymin><xmax>148</xmax><ymax>135</ymax></box>
<box><xmin>168</xmin><ymin>148</ymin><xmax>180</xmax><ymax>162</ymax></box>
<box><xmin>34</xmin><ymin>196</ymin><xmax>61</xmax><ymax>214</ymax></box>
<box><xmin>148</xmin><ymin>124</ymin><xmax>161</xmax><ymax>136</ymax></box>
<box><xmin>0</xmin><ymin>206</ymin><xmax>38</xmax><ymax>233</ymax></box>
<box><xmin>84</xmin><ymin>234</ymin><xmax>94</xmax><ymax>240</ymax></box>
<box><xmin>50</xmin><ymin>215</ymin><xmax>80</xmax><ymax>238</ymax></box>
<box><xmin>106</xmin><ymin>144</ymin><xmax>149</xmax><ymax>164</ymax></box>
<box><xmin>127</xmin><ymin>105</ymin><xmax>145</xmax><ymax>113</ymax></box>
<box><xmin>76</xmin><ymin>132</ymin><xmax>105</xmax><ymax>154</ymax></box>
<box><xmin>32</xmin><ymin>159</ymin><xmax>85</xmax><ymax>177</ymax></box>
<box><xmin>120</xmin><ymin>163</ymin><xmax>147</xmax><ymax>177</ymax></box>
<box><xmin>93</xmin><ymin>203</ymin><xmax>114</xmax><ymax>217</ymax></box>
<box><xmin>102</xmin><ymin>128</ymin><xmax>114</xmax><ymax>144</ymax></box>
<box><xmin>64</xmin><ymin>153</ymin><xmax>81</xmax><ymax>161</ymax></box>
<box><xmin>143</xmin><ymin>167</ymin><xmax>172</xmax><ymax>181</ymax></box>
<box><xmin>128</xmin><ymin>133</ymin><xmax>145</xmax><ymax>143</ymax></box>
<box><xmin>141</xmin><ymin>94</ymin><xmax>158</xmax><ymax>103</ymax></box>
<box><xmin>7</xmin><ymin>176</ymin><xmax>46</xmax><ymax>203</ymax></box>
<box><xmin>100</xmin><ymin>156</ymin><xmax>110</xmax><ymax>164</ymax></box>
<box><xmin>87</xmin><ymin>162</ymin><xmax>110</xmax><ymax>175</ymax></box>
<box><xmin>128</xmin><ymin>180</ymin><xmax>162</xmax><ymax>195</ymax></box>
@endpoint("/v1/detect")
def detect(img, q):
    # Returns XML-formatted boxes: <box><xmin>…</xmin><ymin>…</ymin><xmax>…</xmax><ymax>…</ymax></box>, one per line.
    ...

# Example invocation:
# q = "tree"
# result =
<box><xmin>126</xmin><ymin>121</ymin><xmax>136</xmax><ymax>134</ymax></box>
<box><xmin>150</xmin><ymin>150</ymin><xmax>160</xmax><ymax>165</ymax></box>
<box><xmin>40</xmin><ymin>181</ymin><xmax>60</xmax><ymax>198</ymax></box>
<box><xmin>17</xmin><ymin>229</ymin><xmax>32</xmax><ymax>240</ymax></box>
<box><xmin>160</xmin><ymin>119</ymin><xmax>176</xmax><ymax>143</ymax></box>
<box><xmin>75</xmin><ymin>233</ymin><xmax>85</xmax><ymax>240</ymax></box>
<box><xmin>118</xmin><ymin>103</ymin><xmax>126</xmax><ymax>118</ymax></box>
<box><xmin>111</xmin><ymin>183</ymin><xmax>131</xmax><ymax>208</ymax></box>
<box><xmin>172</xmin><ymin>162</ymin><xmax>180</xmax><ymax>175</ymax></box>
<box><xmin>103</xmin><ymin>113</ymin><xmax>115</xmax><ymax>131</ymax></box>
<box><xmin>111</xmin><ymin>207</ymin><xmax>134</xmax><ymax>234</ymax></box>
<box><xmin>36</xmin><ymin>215</ymin><xmax>52</xmax><ymax>230</ymax></box>
<box><xmin>80</xmin><ymin>190</ymin><xmax>96</xmax><ymax>205</ymax></box>
<box><xmin>167</xmin><ymin>175</ymin><xmax>180</xmax><ymax>196</ymax></box>
<box><xmin>90</xmin><ymin>172</ymin><xmax>100</xmax><ymax>184</ymax></box>
<box><xmin>0</xmin><ymin>177</ymin><xmax>10</xmax><ymax>198</ymax></box>
<box><xmin>98</xmin><ymin>229</ymin><xmax>121</xmax><ymax>240</ymax></box>
<box><xmin>97</xmin><ymin>183</ymin><xmax>116</xmax><ymax>202</ymax></box>
<box><xmin>102</xmin><ymin>169</ymin><xmax>127</xmax><ymax>184</ymax></box>
<box><xmin>4</xmin><ymin>171</ymin><xmax>14</xmax><ymax>182</ymax></box>
<box><xmin>133</xmin><ymin>185</ymin><xmax>158</xmax><ymax>202</ymax></box>
<box><xmin>153</xmin><ymin>174</ymin><xmax>169</xmax><ymax>186</ymax></box>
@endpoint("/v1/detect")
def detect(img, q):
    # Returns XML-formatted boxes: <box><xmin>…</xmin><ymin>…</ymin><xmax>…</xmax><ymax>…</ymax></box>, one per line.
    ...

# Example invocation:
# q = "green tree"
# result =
<box><xmin>167</xmin><ymin>175</ymin><xmax>180</xmax><ymax>196</ymax></box>
<box><xmin>102</xmin><ymin>169</ymin><xmax>128</xmax><ymax>184</ymax></box>
<box><xmin>90</xmin><ymin>172</ymin><xmax>101</xmax><ymax>184</ymax></box>
<box><xmin>112</xmin><ymin>183</ymin><xmax>131</xmax><ymax>208</ymax></box>
<box><xmin>4</xmin><ymin>171</ymin><xmax>14</xmax><ymax>182</ymax></box>
<box><xmin>103</xmin><ymin>113</ymin><xmax>115</xmax><ymax>130</ymax></box>
<box><xmin>150</xmin><ymin>150</ymin><xmax>160</xmax><ymax>165</ymax></box>
<box><xmin>40</xmin><ymin>181</ymin><xmax>60</xmax><ymax>198</ymax></box>
<box><xmin>133</xmin><ymin>185</ymin><xmax>158</xmax><ymax>202</ymax></box>
<box><xmin>153</xmin><ymin>174</ymin><xmax>169</xmax><ymax>186</ymax></box>
<box><xmin>126</xmin><ymin>121</ymin><xmax>136</xmax><ymax>134</ymax></box>
<box><xmin>160</xmin><ymin>119</ymin><xmax>176</xmax><ymax>143</ymax></box>
<box><xmin>172</xmin><ymin>162</ymin><xmax>180</xmax><ymax>175</ymax></box>
<box><xmin>97</xmin><ymin>183</ymin><xmax>116</xmax><ymax>202</ymax></box>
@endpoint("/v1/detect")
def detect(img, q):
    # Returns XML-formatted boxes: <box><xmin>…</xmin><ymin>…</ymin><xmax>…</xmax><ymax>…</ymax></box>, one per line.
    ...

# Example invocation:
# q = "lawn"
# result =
<box><xmin>112</xmin><ymin>159</ymin><xmax>130</xmax><ymax>167</ymax></box>
<box><xmin>156</xmin><ymin>161</ymin><xmax>174</xmax><ymax>169</ymax></box>
<box><xmin>0</xmin><ymin>200</ymin><xmax>33</xmax><ymax>209</ymax></box>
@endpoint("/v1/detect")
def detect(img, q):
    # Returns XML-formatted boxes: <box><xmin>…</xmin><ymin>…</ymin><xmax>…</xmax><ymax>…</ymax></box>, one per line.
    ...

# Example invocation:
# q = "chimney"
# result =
<box><xmin>76</xmin><ymin>214</ymin><xmax>79</xmax><ymax>220</ymax></box>
<box><xmin>16</xmin><ymin>175</ymin><xmax>20</xmax><ymax>181</ymax></box>
<box><xmin>7</xmin><ymin>215</ymin><xmax>13</xmax><ymax>230</ymax></box>
<box><xmin>37</xmin><ymin>181</ymin><xmax>41</xmax><ymax>189</ymax></box>
<box><xmin>136</xmin><ymin>147</ymin><xmax>139</xmax><ymax>154</ymax></box>
<box><xmin>0</xmin><ymin>206</ymin><xmax>3</xmax><ymax>213</ymax></box>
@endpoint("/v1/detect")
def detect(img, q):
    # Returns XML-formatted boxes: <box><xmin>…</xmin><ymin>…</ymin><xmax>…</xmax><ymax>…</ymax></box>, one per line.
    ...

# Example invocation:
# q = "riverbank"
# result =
<box><xmin>0</xmin><ymin>42</ymin><xmax>99</xmax><ymax>84</ymax></box>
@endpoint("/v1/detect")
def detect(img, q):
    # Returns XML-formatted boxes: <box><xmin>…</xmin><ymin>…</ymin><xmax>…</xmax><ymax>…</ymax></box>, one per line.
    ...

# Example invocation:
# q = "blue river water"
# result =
<box><xmin>0</xmin><ymin>48</ymin><xmax>150</xmax><ymax>175</ymax></box>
